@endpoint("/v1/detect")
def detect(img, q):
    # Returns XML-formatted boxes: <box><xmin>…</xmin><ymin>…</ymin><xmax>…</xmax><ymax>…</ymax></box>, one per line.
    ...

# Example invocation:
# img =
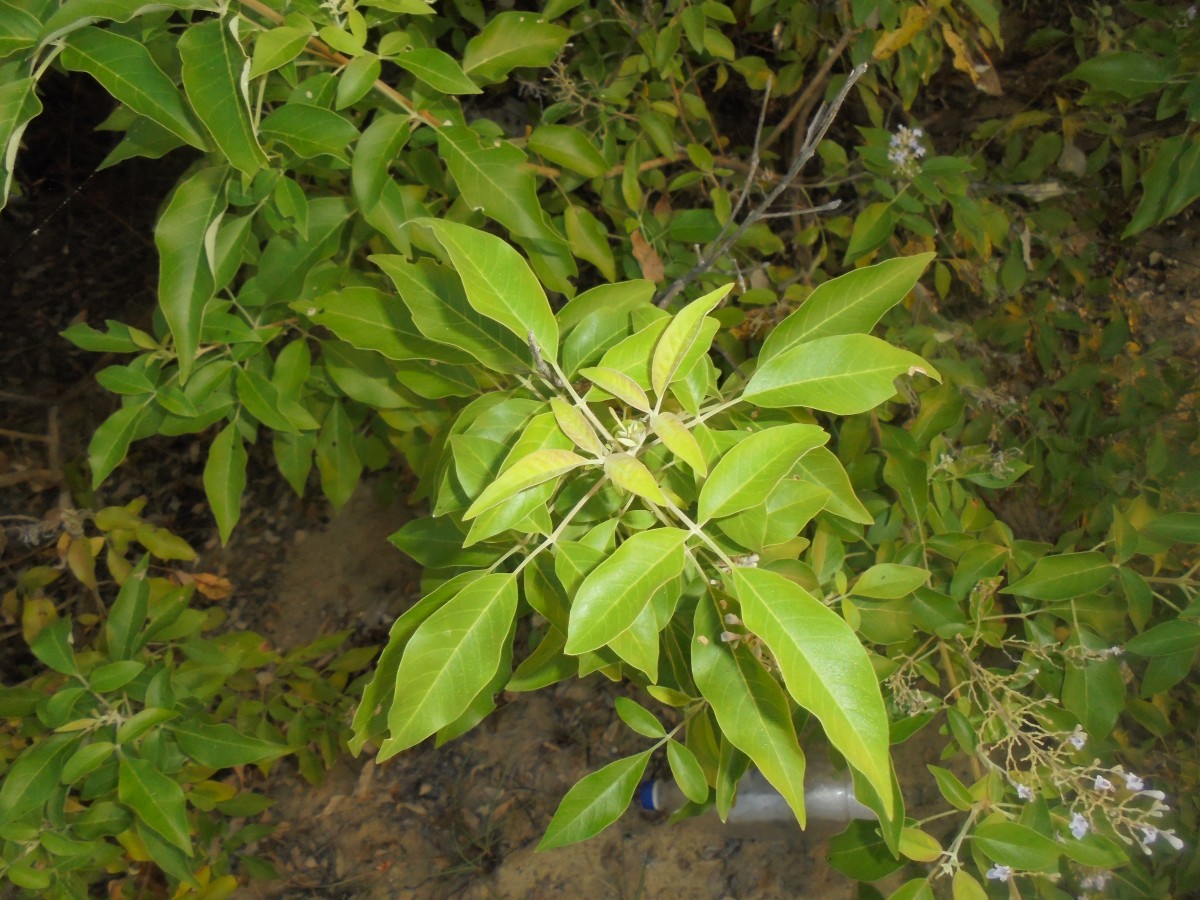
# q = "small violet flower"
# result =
<box><xmin>985</xmin><ymin>864</ymin><xmax>1012</xmax><ymax>882</ymax></box>
<box><xmin>1016</xmin><ymin>783</ymin><xmax>1034</xmax><ymax>801</ymax></box>
<box><xmin>1068</xmin><ymin>726</ymin><xmax>1087</xmax><ymax>750</ymax></box>
<box><xmin>1070</xmin><ymin>813</ymin><xmax>1090</xmax><ymax>839</ymax></box>
<box><xmin>887</xmin><ymin>125</ymin><xmax>927</xmax><ymax>178</ymax></box>
<box><xmin>1125</xmin><ymin>772</ymin><xmax>1145</xmax><ymax>792</ymax></box>
<box><xmin>1093</xmin><ymin>775</ymin><xmax>1114</xmax><ymax>792</ymax></box>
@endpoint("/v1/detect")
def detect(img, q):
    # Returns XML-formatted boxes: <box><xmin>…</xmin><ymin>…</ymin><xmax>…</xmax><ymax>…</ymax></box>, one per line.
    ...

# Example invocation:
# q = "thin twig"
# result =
<box><xmin>655</xmin><ymin>63</ymin><xmax>869</xmax><ymax>309</ymax></box>
<box><xmin>728</xmin><ymin>75</ymin><xmax>774</xmax><ymax>225</ymax></box>
<box><xmin>761</xmin><ymin>28</ymin><xmax>858</xmax><ymax>153</ymax></box>
<box><xmin>0</xmin><ymin>427</ymin><xmax>48</xmax><ymax>442</ymax></box>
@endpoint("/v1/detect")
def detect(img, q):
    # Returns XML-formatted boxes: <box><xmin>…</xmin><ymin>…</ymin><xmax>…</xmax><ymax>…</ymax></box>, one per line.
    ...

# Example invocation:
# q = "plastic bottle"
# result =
<box><xmin>637</xmin><ymin>756</ymin><xmax>875</xmax><ymax>838</ymax></box>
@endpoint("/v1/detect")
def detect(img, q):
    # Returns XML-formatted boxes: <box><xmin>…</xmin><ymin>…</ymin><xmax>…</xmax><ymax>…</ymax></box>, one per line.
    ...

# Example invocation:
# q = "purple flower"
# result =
<box><xmin>985</xmin><ymin>864</ymin><xmax>1012</xmax><ymax>882</ymax></box>
<box><xmin>1070</xmin><ymin>813</ymin><xmax>1090</xmax><ymax>839</ymax></box>
<box><xmin>1125</xmin><ymin>773</ymin><xmax>1145</xmax><ymax>791</ymax></box>
<box><xmin>1093</xmin><ymin>775</ymin><xmax>1114</xmax><ymax>792</ymax></box>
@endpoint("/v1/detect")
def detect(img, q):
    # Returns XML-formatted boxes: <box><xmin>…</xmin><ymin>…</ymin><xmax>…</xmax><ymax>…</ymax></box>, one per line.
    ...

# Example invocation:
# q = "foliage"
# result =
<box><xmin>0</xmin><ymin>501</ymin><xmax>372</xmax><ymax>895</ymax></box>
<box><xmin>2</xmin><ymin>0</ymin><xmax>1200</xmax><ymax>897</ymax></box>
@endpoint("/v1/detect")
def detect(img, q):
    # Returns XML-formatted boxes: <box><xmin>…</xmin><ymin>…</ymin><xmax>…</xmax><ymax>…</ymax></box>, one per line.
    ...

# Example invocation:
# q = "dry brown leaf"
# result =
<box><xmin>630</xmin><ymin>230</ymin><xmax>664</xmax><ymax>282</ymax></box>
<box><xmin>188</xmin><ymin>572</ymin><xmax>234</xmax><ymax>600</ymax></box>
<box><xmin>942</xmin><ymin>24</ymin><xmax>1003</xmax><ymax>96</ymax></box>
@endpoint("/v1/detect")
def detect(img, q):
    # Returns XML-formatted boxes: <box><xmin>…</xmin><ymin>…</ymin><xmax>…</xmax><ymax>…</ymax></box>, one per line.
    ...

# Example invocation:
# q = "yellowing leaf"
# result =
<box><xmin>465</xmin><ymin>449</ymin><xmax>587</xmax><ymax>519</ymax></box>
<box><xmin>872</xmin><ymin>5</ymin><xmax>931</xmax><ymax>61</ymax></box>
<box><xmin>604</xmin><ymin>453</ymin><xmax>667</xmax><ymax>505</ymax></box>
<box><xmin>579</xmin><ymin>366</ymin><xmax>651</xmax><ymax>412</ymax></box>
<box><xmin>650</xmin><ymin>412</ymin><xmax>706</xmax><ymax>476</ymax></box>
<box><xmin>651</xmin><ymin>283</ymin><xmax>731</xmax><ymax>401</ymax></box>
<box><xmin>551</xmin><ymin>398</ymin><xmax>605</xmax><ymax>457</ymax></box>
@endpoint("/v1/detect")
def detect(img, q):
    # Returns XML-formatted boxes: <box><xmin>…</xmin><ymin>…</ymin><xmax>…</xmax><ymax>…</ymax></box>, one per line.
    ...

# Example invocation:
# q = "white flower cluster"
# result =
<box><xmin>888</xmin><ymin>125</ymin><xmax>927</xmax><ymax>178</ymax></box>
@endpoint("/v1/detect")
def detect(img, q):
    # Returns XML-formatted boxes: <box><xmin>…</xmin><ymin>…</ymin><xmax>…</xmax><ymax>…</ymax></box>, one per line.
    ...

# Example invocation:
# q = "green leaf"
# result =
<box><xmin>529</xmin><ymin>124</ymin><xmax>608</xmax><ymax>177</ymax></box>
<box><xmin>61</xmin><ymin>741</ymin><xmax>117</xmax><ymax>784</ymax></box>
<box><xmin>666</xmin><ymin>740</ymin><xmax>709</xmax><ymax>803</ymax></box>
<box><xmin>563</xmin><ymin>204</ymin><xmax>616</xmax><ymax>281</ymax></box>
<box><xmin>0</xmin><ymin>735</ymin><xmax>76</xmax><ymax>824</ymax></box>
<box><xmin>692</xmin><ymin>593</ymin><xmax>808</xmax><ymax>826</ymax></box>
<box><xmin>927</xmin><ymin>765</ymin><xmax>973</xmax><ymax>812</ymax></box>
<box><xmin>178</xmin><ymin>19</ymin><xmax>267</xmax><ymax>175</ymax></box>
<box><xmin>464</xmin><ymin>448</ymin><xmax>587</xmax><ymax>519</ymax></box>
<box><xmin>336</xmin><ymin>53</ymin><xmax>380</xmax><ymax>109</ymax></box>
<box><xmin>1144</xmin><ymin>512</ymin><xmax>1200</xmax><ymax>545</ymax></box>
<box><xmin>89</xmin><ymin>659</ymin><xmax>145</xmax><ymax>692</ymax></box>
<box><xmin>203</xmin><ymin>423</ymin><xmax>247</xmax><ymax>545</ymax></box>
<box><xmin>0</xmin><ymin>76</ymin><xmax>42</xmax><ymax>209</ymax></box>
<box><xmin>372</xmin><ymin>255</ymin><xmax>529</xmax><ymax>371</ymax></box>
<box><xmin>379</xmin><ymin>573</ymin><xmax>517</xmax><ymax>758</ymax></box>
<box><xmin>303</xmin><ymin>284</ymin><xmax>472</xmax><ymax>364</ymax></box>
<box><xmin>1125</xmin><ymin>620</ymin><xmax>1200</xmax><ymax>657</ymax></box>
<box><xmin>651</xmin><ymin>283</ymin><xmax>730</xmax><ymax>401</ymax></box>
<box><xmin>118</xmin><ymin>755</ymin><xmax>192</xmax><ymax>855</ymax></box>
<box><xmin>1002</xmin><ymin>552</ymin><xmax>1113</xmax><ymax>601</ymax></box>
<box><xmin>40</xmin><ymin>0</ymin><xmax>218</xmax><ymax>44</ymax></box>
<box><xmin>158</xmin><ymin>168</ymin><xmax>227</xmax><ymax>381</ymax></box>
<box><xmin>1069</xmin><ymin>51</ymin><xmax>1171</xmax><ymax>100</ymax></box>
<box><xmin>972</xmin><ymin>821</ymin><xmax>1061</xmax><ymax>871</ymax></box>
<box><xmin>566</xmin><ymin>528</ymin><xmax>687</xmax><ymax>654</ymax></box>
<box><xmin>604</xmin><ymin>452</ymin><xmax>667</xmax><ymax>505</ymax></box>
<box><xmin>107</xmin><ymin>556</ymin><xmax>149</xmax><ymax>659</ymax></box>
<box><xmin>315</xmin><ymin>400</ymin><xmax>362</xmax><ymax>511</ymax></box>
<box><xmin>388</xmin><ymin>517</ymin><xmax>498</xmax><ymax>568</ymax></box>
<box><xmin>732</xmin><ymin>566</ymin><xmax>894</xmax><ymax>819</ymax></box>
<box><xmin>392</xmin><ymin>47</ymin><xmax>481</xmax><ymax>93</ymax></box>
<box><xmin>31</xmin><ymin>616</ymin><xmax>77</xmax><ymax>675</ymax></box>
<box><xmin>60</xmin><ymin>27</ymin><xmax>206</xmax><ymax>148</ymax></box>
<box><xmin>650</xmin><ymin>412</ymin><xmax>706</xmax><ymax>476</ymax></box>
<box><xmin>260</xmin><ymin>103</ymin><xmax>360</xmax><ymax>160</ymax></box>
<box><xmin>697</xmin><ymin>424</ymin><xmax>827</xmax><ymax>522</ymax></box>
<box><xmin>0</xmin><ymin>0</ymin><xmax>41</xmax><ymax>57</ymax></box>
<box><xmin>419</xmin><ymin>218</ymin><xmax>558</xmax><ymax>361</ymax></box>
<box><xmin>88</xmin><ymin>400</ymin><xmax>152</xmax><ymax>487</ymax></box>
<box><xmin>844</xmin><ymin>200</ymin><xmax>898</xmax><ymax>263</ymax></box>
<box><xmin>170</xmin><ymin>722</ymin><xmax>287</xmax><ymax>767</ymax></box>
<box><xmin>614</xmin><ymin>697</ymin><xmax>666</xmax><ymax>738</ymax></box>
<box><xmin>436</xmin><ymin>126</ymin><xmax>566</xmax><ymax>247</ymax></box>
<box><xmin>461</xmin><ymin>10</ymin><xmax>570</xmax><ymax>84</ymax></box>
<box><xmin>350</xmin><ymin>571</ymin><xmax>483</xmax><ymax>753</ymax></box>
<box><xmin>507</xmin><ymin>626</ymin><xmax>574</xmax><ymax>692</ymax></box>
<box><xmin>579</xmin><ymin>366</ymin><xmax>651</xmax><ymax>412</ymax></box>
<box><xmin>851</xmin><ymin>564</ymin><xmax>930</xmax><ymax>599</ymax></box>
<box><xmin>743</xmin><ymin>334</ymin><xmax>938</xmax><ymax>414</ymax></box>
<box><xmin>1063</xmin><ymin>657</ymin><xmax>1124</xmax><ymax>737</ymax></box>
<box><xmin>248</xmin><ymin>24</ymin><xmax>312</xmax><ymax>79</ymax></box>
<box><xmin>537</xmin><ymin>751</ymin><xmax>651</xmax><ymax>850</ymax></box>
<box><xmin>236</xmin><ymin>369</ymin><xmax>298</xmax><ymax>434</ymax></box>
<box><xmin>759</xmin><ymin>253</ymin><xmax>935</xmax><ymax>361</ymax></box>
<box><xmin>793</xmin><ymin>447</ymin><xmax>872</xmax><ymax>524</ymax></box>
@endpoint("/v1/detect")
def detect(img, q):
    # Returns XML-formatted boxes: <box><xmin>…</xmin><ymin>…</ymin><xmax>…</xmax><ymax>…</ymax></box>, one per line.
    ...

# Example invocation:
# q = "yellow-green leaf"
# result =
<box><xmin>650</xmin><ymin>412</ymin><xmax>706</xmax><ymax>476</ymax></box>
<box><xmin>651</xmin><ymin>283</ymin><xmax>731</xmax><ymax>401</ymax></box>
<box><xmin>580</xmin><ymin>366</ymin><xmax>651</xmax><ymax>412</ymax></box>
<box><xmin>566</xmin><ymin>528</ymin><xmax>686</xmax><ymax>654</ymax></box>
<box><xmin>604</xmin><ymin>452</ymin><xmax>667</xmax><ymax>505</ymax></box>
<box><xmin>550</xmin><ymin>398</ymin><xmax>604</xmax><ymax>457</ymax></box>
<box><xmin>465</xmin><ymin>448</ymin><xmax>587</xmax><ymax>519</ymax></box>
<box><xmin>732</xmin><ymin>566</ymin><xmax>894</xmax><ymax>819</ymax></box>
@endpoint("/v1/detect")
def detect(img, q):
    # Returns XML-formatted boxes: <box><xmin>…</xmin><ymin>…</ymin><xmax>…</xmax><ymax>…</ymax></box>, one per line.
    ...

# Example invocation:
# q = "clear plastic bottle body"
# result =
<box><xmin>638</xmin><ymin>758</ymin><xmax>875</xmax><ymax>838</ymax></box>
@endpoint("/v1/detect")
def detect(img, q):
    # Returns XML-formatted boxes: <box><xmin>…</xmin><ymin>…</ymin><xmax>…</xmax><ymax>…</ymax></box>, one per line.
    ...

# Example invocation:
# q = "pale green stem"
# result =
<box><xmin>661</xmin><ymin>496</ymin><xmax>736</xmax><ymax>571</ymax></box>
<box><xmin>536</xmin><ymin>345</ymin><xmax>617</xmax><ymax>446</ymax></box>
<box><xmin>512</xmin><ymin>477</ymin><xmax>607</xmax><ymax>577</ymax></box>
